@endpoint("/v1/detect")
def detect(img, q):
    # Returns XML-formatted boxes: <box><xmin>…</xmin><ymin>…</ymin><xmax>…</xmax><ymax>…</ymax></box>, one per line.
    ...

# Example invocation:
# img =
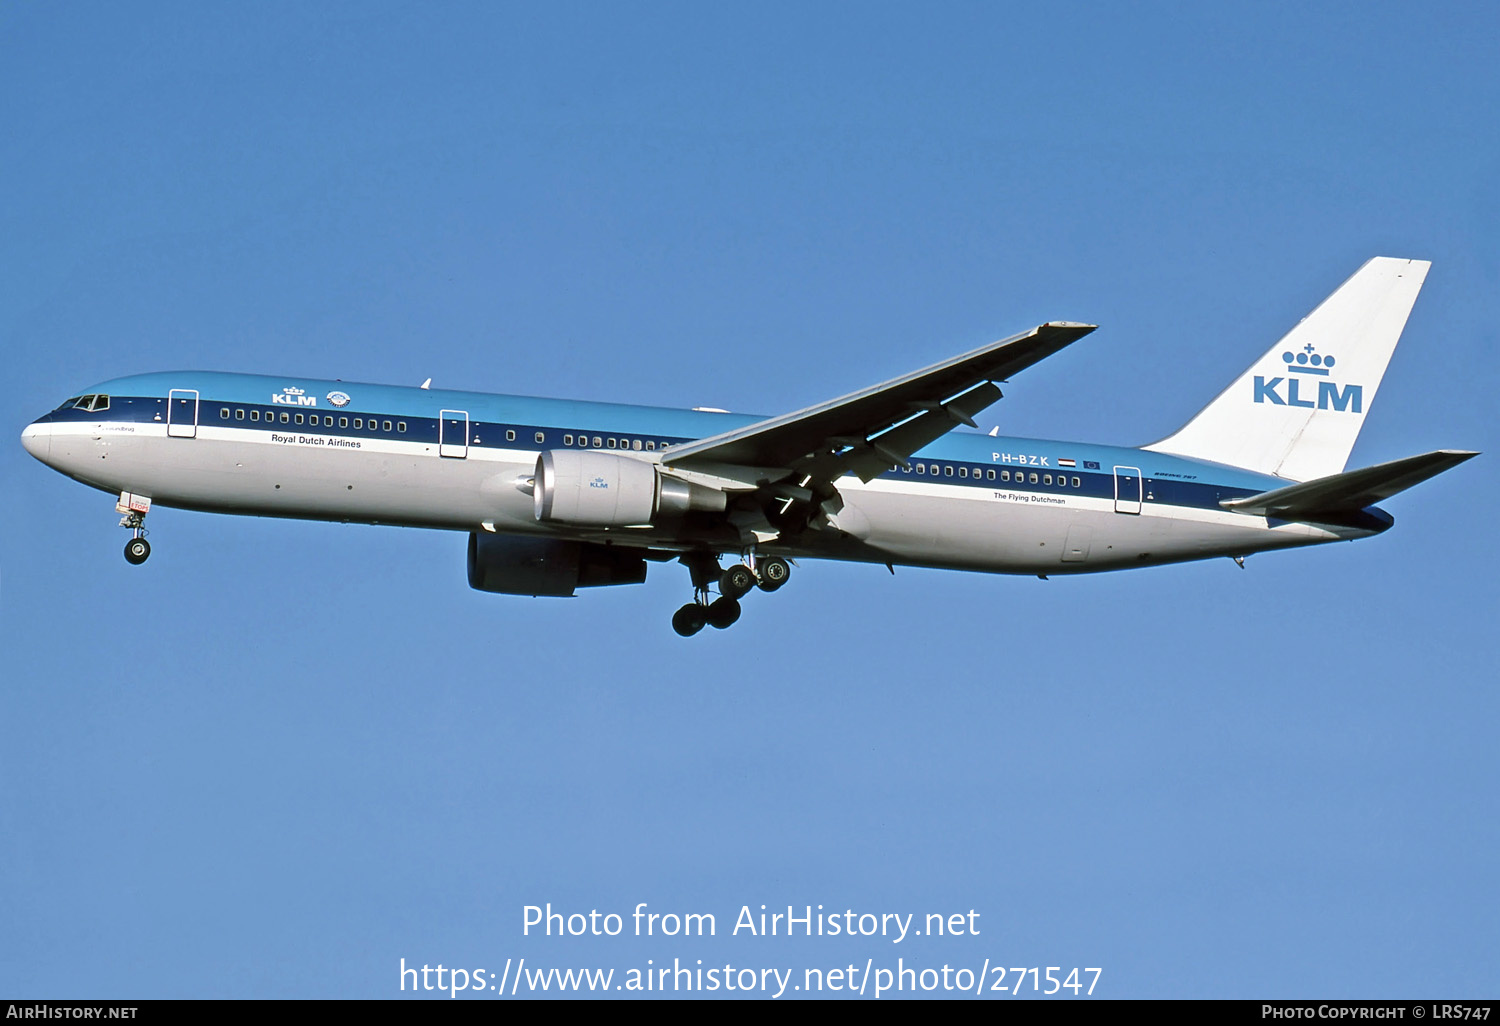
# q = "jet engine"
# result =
<box><xmin>533</xmin><ymin>450</ymin><xmax>724</xmax><ymax>527</ymax></box>
<box><xmin>467</xmin><ymin>533</ymin><xmax>647</xmax><ymax>597</ymax></box>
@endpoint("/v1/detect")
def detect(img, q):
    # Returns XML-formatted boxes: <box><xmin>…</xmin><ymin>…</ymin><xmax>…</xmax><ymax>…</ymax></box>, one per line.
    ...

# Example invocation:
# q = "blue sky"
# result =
<box><xmin>2</xmin><ymin>1</ymin><xmax>1496</xmax><ymax>999</ymax></box>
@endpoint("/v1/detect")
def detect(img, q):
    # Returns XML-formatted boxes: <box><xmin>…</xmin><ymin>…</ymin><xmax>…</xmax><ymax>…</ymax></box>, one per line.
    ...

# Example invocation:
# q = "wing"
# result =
<box><xmin>662</xmin><ymin>321</ymin><xmax>1096</xmax><ymax>486</ymax></box>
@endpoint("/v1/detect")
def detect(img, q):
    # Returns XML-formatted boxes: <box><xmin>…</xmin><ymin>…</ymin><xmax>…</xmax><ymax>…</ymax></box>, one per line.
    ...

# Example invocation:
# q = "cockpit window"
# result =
<box><xmin>70</xmin><ymin>394</ymin><xmax>110</xmax><ymax>412</ymax></box>
<box><xmin>91</xmin><ymin>395</ymin><xmax>109</xmax><ymax>411</ymax></box>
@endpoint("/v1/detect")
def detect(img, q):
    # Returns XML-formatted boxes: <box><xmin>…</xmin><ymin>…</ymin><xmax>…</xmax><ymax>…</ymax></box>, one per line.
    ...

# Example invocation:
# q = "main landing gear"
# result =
<box><xmin>671</xmin><ymin>553</ymin><xmax>792</xmax><ymax>637</ymax></box>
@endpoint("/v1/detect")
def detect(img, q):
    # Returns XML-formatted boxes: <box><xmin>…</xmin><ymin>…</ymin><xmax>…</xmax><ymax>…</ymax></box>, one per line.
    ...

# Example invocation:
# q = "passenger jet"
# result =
<box><xmin>20</xmin><ymin>257</ymin><xmax>1476</xmax><ymax>635</ymax></box>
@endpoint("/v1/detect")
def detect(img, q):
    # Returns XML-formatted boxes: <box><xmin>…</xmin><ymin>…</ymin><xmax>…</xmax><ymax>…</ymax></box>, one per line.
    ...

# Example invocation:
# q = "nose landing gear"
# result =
<box><xmin>116</xmin><ymin>491</ymin><xmax>152</xmax><ymax>565</ymax></box>
<box><xmin>124</xmin><ymin>535</ymin><xmax>151</xmax><ymax>565</ymax></box>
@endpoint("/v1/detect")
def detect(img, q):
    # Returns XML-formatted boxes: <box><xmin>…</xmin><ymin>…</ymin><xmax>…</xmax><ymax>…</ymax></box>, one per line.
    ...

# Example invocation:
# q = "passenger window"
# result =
<box><xmin>295</xmin><ymin>413</ymin><xmax>304</xmax><ymax>424</ymax></box>
<box><xmin>398</xmin><ymin>421</ymin><xmax>406</xmax><ymax>432</ymax></box>
<box><xmin>535</xmin><ymin>432</ymin><xmax>545</xmax><ymax>444</ymax></box>
<box><xmin>632</xmin><ymin>439</ymin><xmax>642</xmax><ymax>451</ymax></box>
<box><xmin>383</xmin><ymin>421</ymin><xmax>392</xmax><ymax>431</ymax></box>
<box><xmin>505</xmin><ymin>429</ymin><xmax>515</xmax><ymax>441</ymax></box>
<box><xmin>593</xmin><ymin>436</ymin><xmax>603</xmax><ymax>447</ymax></box>
<box><xmin>339</xmin><ymin>417</ymin><xmax>348</xmax><ymax>428</ymax></box>
<box><xmin>353</xmin><ymin>418</ymin><xmax>362</xmax><ymax>429</ymax></box>
<box><xmin>916</xmin><ymin>464</ymin><xmax>926</xmax><ymax>475</ymax></box>
<box><xmin>959</xmin><ymin>467</ymin><xmax>968</xmax><ymax>478</ymax></box>
<box><xmin>220</xmin><ymin>408</ymin><xmax>229</xmax><ymax>419</ymax></box>
<box><xmin>251</xmin><ymin>410</ymin><xmax>260</xmax><ymax>421</ymax></box>
<box><xmin>608</xmin><ymin>438</ymin><xmax>617</xmax><ymax>448</ymax></box>
<box><xmin>280</xmin><ymin>412</ymin><xmax>290</xmax><ymax>423</ymax></box>
<box><xmin>563</xmin><ymin>434</ymin><xmax>573</xmax><ymax>445</ymax></box>
<box><xmin>235</xmin><ymin>409</ymin><xmax>244</xmax><ymax>420</ymax></box>
<box><xmin>987</xmin><ymin>469</ymin><xmax>995</xmax><ymax>480</ymax></box>
<box><xmin>645</xmin><ymin>441</ymin><xmax>655</xmax><ymax>451</ymax></box>
<box><xmin>1072</xmin><ymin>476</ymin><xmax>1080</xmax><ymax>488</ymax></box>
<box><xmin>1029</xmin><ymin>472</ymin><xmax>1038</xmax><ymax>483</ymax></box>
<box><xmin>1043</xmin><ymin>474</ymin><xmax>1052</xmax><ymax>485</ymax></box>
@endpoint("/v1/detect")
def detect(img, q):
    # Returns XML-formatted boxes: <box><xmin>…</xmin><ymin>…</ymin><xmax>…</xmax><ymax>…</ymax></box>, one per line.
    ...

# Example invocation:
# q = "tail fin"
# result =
<box><xmin>1145</xmin><ymin>257</ymin><xmax>1430</xmax><ymax>481</ymax></box>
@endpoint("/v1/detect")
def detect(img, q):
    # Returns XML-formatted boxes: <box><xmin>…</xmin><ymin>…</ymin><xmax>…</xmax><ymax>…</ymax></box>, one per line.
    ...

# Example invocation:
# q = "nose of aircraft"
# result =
<box><xmin>20</xmin><ymin>416</ymin><xmax>52</xmax><ymax>462</ymax></box>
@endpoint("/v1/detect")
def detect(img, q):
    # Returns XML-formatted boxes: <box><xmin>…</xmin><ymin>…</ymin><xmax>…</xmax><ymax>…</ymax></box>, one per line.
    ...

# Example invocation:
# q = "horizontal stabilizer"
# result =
<box><xmin>1221</xmin><ymin>449</ymin><xmax>1478</xmax><ymax>519</ymax></box>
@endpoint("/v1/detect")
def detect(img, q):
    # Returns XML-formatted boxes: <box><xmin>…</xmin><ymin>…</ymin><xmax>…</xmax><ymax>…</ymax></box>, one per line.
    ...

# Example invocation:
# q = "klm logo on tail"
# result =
<box><xmin>1253</xmin><ymin>345</ymin><xmax>1362</xmax><ymax>413</ymax></box>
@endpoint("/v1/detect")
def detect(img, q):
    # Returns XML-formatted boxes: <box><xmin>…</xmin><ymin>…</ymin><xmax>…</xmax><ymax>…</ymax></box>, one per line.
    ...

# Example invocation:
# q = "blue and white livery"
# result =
<box><xmin>20</xmin><ymin>257</ymin><xmax>1476</xmax><ymax>635</ymax></box>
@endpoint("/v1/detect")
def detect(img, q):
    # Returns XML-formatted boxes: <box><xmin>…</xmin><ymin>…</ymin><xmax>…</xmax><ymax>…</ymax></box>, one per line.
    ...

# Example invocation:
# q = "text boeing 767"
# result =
<box><xmin>20</xmin><ymin>257</ymin><xmax>1476</xmax><ymax>635</ymax></box>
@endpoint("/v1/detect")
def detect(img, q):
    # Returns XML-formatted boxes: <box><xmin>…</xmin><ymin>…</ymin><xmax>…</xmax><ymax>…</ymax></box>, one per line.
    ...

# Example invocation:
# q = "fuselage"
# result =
<box><xmin>20</xmin><ymin>370</ymin><xmax>1389</xmax><ymax>575</ymax></box>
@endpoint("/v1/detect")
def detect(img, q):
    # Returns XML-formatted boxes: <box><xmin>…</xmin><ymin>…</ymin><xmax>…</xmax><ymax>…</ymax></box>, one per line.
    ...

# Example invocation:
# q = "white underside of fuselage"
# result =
<box><xmin>32</xmin><ymin>418</ymin><xmax>1357</xmax><ymax>575</ymax></box>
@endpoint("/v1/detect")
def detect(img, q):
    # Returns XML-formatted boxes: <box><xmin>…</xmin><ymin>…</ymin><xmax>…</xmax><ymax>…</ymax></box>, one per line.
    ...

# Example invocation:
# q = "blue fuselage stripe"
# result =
<box><xmin>45</xmin><ymin>394</ymin><xmax>1270</xmax><ymax>513</ymax></box>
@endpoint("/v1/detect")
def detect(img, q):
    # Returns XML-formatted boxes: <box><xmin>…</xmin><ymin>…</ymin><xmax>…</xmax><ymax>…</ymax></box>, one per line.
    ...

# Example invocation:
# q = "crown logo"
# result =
<box><xmin>282</xmin><ymin>386</ymin><xmax>306</xmax><ymax>395</ymax></box>
<box><xmin>1281</xmin><ymin>343</ymin><xmax>1336</xmax><ymax>376</ymax></box>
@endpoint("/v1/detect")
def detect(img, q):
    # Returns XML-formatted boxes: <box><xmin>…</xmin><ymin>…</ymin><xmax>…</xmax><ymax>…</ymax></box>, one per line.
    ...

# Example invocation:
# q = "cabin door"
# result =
<box><xmin>167</xmin><ymin>389</ymin><xmax>198</xmax><ymax>439</ymax></box>
<box><xmin>439</xmin><ymin>410</ymin><xmax>469</xmax><ymax>458</ymax></box>
<box><xmin>1113</xmin><ymin>465</ymin><xmax>1142</xmax><ymax>514</ymax></box>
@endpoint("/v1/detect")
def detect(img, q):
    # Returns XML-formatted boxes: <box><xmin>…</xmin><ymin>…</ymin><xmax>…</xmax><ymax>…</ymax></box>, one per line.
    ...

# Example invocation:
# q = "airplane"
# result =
<box><xmin>19</xmin><ymin>256</ymin><xmax>1477</xmax><ymax>636</ymax></box>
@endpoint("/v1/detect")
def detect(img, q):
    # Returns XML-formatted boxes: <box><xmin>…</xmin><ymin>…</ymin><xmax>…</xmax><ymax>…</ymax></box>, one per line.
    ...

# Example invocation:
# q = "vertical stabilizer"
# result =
<box><xmin>1144</xmin><ymin>257</ymin><xmax>1429</xmax><ymax>481</ymax></box>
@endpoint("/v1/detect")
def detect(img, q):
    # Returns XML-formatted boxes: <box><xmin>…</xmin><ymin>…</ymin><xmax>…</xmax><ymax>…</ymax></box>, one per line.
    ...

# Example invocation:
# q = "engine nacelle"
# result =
<box><xmin>467</xmin><ymin>533</ymin><xmax>647</xmax><ymax>597</ymax></box>
<box><xmin>533</xmin><ymin>450</ymin><xmax>724</xmax><ymax>527</ymax></box>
